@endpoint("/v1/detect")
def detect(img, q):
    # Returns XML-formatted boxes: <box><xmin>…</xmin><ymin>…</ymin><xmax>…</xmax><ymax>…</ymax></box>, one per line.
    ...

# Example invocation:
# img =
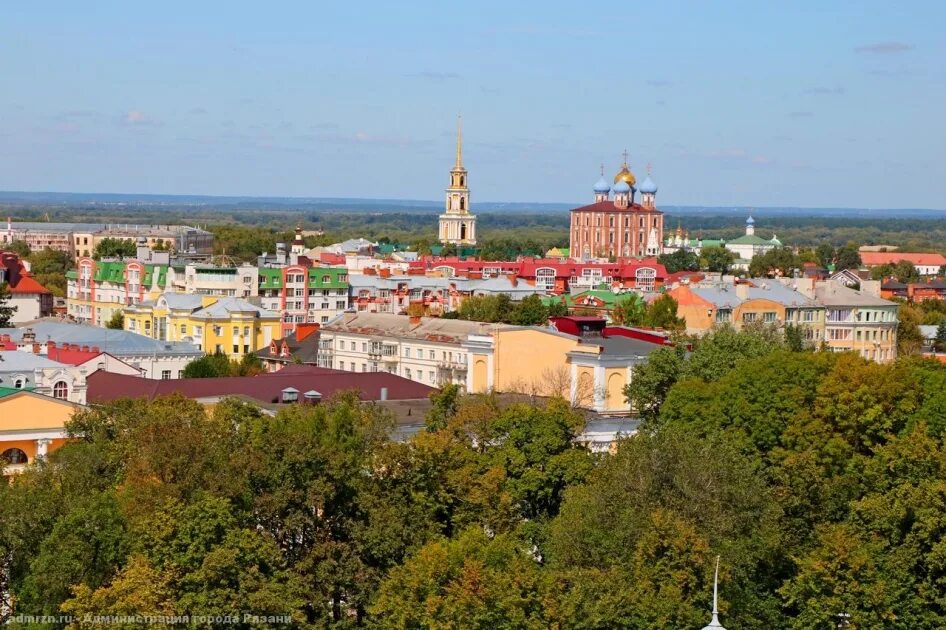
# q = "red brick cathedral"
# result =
<box><xmin>569</xmin><ymin>156</ymin><xmax>663</xmax><ymax>261</ymax></box>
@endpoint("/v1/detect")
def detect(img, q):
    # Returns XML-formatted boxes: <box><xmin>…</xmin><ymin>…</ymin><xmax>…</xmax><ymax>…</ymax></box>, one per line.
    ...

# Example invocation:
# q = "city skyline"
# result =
<box><xmin>1</xmin><ymin>1</ymin><xmax>943</xmax><ymax>209</ymax></box>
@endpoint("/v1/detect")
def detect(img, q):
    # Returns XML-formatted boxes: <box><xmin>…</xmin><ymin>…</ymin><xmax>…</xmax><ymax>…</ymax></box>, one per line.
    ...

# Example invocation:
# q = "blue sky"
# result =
<box><xmin>1</xmin><ymin>1</ymin><xmax>943</xmax><ymax>208</ymax></box>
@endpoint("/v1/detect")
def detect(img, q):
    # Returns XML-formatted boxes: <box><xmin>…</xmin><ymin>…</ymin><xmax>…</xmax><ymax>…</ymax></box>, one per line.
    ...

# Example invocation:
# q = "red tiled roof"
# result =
<box><xmin>86</xmin><ymin>365</ymin><xmax>435</xmax><ymax>405</ymax></box>
<box><xmin>569</xmin><ymin>200</ymin><xmax>662</xmax><ymax>214</ymax></box>
<box><xmin>861</xmin><ymin>252</ymin><xmax>946</xmax><ymax>267</ymax></box>
<box><xmin>7</xmin><ymin>274</ymin><xmax>51</xmax><ymax>294</ymax></box>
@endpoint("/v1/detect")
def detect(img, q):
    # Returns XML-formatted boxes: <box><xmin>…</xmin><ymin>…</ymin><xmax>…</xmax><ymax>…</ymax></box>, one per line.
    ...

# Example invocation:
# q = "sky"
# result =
<box><xmin>0</xmin><ymin>1</ymin><xmax>944</xmax><ymax>209</ymax></box>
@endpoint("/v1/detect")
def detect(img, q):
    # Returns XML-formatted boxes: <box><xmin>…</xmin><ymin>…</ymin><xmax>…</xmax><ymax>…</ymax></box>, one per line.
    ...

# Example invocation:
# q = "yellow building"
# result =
<box><xmin>123</xmin><ymin>293</ymin><xmax>282</xmax><ymax>359</ymax></box>
<box><xmin>464</xmin><ymin>319</ymin><xmax>666</xmax><ymax>415</ymax></box>
<box><xmin>0</xmin><ymin>389</ymin><xmax>81</xmax><ymax>476</ymax></box>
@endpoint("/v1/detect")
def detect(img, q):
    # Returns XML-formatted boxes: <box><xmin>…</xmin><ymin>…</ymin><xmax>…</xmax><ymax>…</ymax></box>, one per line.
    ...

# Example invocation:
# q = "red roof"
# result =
<box><xmin>861</xmin><ymin>252</ymin><xmax>946</xmax><ymax>267</ymax></box>
<box><xmin>414</xmin><ymin>256</ymin><xmax>667</xmax><ymax>280</ymax></box>
<box><xmin>86</xmin><ymin>365</ymin><xmax>435</xmax><ymax>405</ymax></box>
<box><xmin>46</xmin><ymin>347</ymin><xmax>104</xmax><ymax>365</ymax></box>
<box><xmin>7</xmin><ymin>274</ymin><xmax>51</xmax><ymax>294</ymax></box>
<box><xmin>569</xmin><ymin>200</ymin><xmax>662</xmax><ymax>214</ymax></box>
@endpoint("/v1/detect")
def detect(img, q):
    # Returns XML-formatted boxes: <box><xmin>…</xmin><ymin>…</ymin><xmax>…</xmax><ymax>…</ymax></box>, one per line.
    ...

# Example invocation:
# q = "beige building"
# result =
<box><xmin>806</xmin><ymin>280</ymin><xmax>898</xmax><ymax>363</ymax></box>
<box><xmin>317</xmin><ymin>313</ymin><xmax>491</xmax><ymax>388</ymax></box>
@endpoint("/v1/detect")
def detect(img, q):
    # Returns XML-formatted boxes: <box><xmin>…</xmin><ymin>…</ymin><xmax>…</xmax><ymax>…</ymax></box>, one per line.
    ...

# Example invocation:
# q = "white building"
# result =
<box><xmin>0</xmin><ymin>319</ymin><xmax>203</xmax><ymax>379</ymax></box>
<box><xmin>438</xmin><ymin>117</ymin><xmax>477</xmax><ymax>246</ymax></box>
<box><xmin>317</xmin><ymin>313</ymin><xmax>497</xmax><ymax>388</ymax></box>
<box><xmin>724</xmin><ymin>216</ymin><xmax>782</xmax><ymax>268</ymax></box>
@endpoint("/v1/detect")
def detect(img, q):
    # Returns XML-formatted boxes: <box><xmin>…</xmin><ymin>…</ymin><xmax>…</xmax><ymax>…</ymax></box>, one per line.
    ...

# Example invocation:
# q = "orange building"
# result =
<box><xmin>0</xmin><ymin>389</ymin><xmax>82</xmax><ymax>476</ymax></box>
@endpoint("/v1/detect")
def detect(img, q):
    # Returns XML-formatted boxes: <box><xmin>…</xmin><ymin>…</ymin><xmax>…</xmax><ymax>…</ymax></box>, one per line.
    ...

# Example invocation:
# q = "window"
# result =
<box><xmin>716</xmin><ymin>309</ymin><xmax>731</xmax><ymax>323</ymax></box>
<box><xmin>536</xmin><ymin>267</ymin><xmax>556</xmax><ymax>291</ymax></box>
<box><xmin>742</xmin><ymin>312</ymin><xmax>758</xmax><ymax>323</ymax></box>
<box><xmin>233</xmin><ymin>327</ymin><xmax>239</xmax><ymax>336</ymax></box>
<box><xmin>233</xmin><ymin>344</ymin><xmax>240</xmax><ymax>353</ymax></box>
<box><xmin>243</xmin><ymin>326</ymin><xmax>250</xmax><ymax>336</ymax></box>
<box><xmin>405</xmin><ymin>368</ymin><xmax>412</xmax><ymax>380</ymax></box>
<box><xmin>161</xmin><ymin>370</ymin><xmax>171</xmax><ymax>380</ymax></box>
<box><xmin>403</xmin><ymin>346</ymin><xmax>410</xmax><ymax>357</ymax></box>
<box><xmin>429</xmin><ymin>371</ymin><xmax>435</xmax><ymax>383</ymax></box>
<box><xmin>177</xmin><ymin>371</ymin><xmax>184</xmax><ymax>378</ymax></box>
<box><xmin>763</xmin><ymin>312</ymin><xmax>777</xmax><ymax>323</ymax></box>
<box><xmin>416</xmin><ymin>349</ymin><xmax>422</xmax><ymax>359</ymax></box>
<box><xmin>429</xmin><ymin>350</ymin><xmax>435</xmax><ymax>360</ymax></box>
<box><xmin>52</xmin><ymin>381</ymin><xmax>68</xmax><ymax>400</ymax></box>
<box><xmin>362</xmin><ymin>342</ymin><xmax>367</xmax><ymax>353</ymax></box>
<box><xmin>180</xmin><ymin>324</ymin><xmax>187</xmax><ymax>334</ymax></box>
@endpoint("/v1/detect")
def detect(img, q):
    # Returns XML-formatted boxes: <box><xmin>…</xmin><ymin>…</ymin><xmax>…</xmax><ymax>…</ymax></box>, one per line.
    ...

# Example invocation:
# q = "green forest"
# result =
<box><xmin>4</xmin><ymin>327</ymin><xmax>946</xmax><ymax>628</ymax></box>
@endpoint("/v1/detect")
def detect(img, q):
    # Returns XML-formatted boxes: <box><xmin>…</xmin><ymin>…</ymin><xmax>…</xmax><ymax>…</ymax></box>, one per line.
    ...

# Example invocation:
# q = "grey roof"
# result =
<box><xmin>0</xmin><ymin>352</ymin><xmax>69</xmax><ymax>372</ymax></box>
<box><xmin>159</xmin><ymin>293</ymin><xmax>204</xmax><ymax>310</ymax></box>
<box><xmin>191</xmin><ymin>297</ymin><xmax>278</xmax><ymax>319</ymax></box>
<box><xmin>814</xmin><ymin>283</ymin><xmax>897</xmax><ymax>307</ymax></box>
<box><xmin>6</xmin><ymin>222</ymin><xmax>107</xmax><ymax>233</ymax></box>
<box><xmin>583</xmin><ymin>335</ymin><xmax>665</xmax><ymax>357</ymax></box>
<box><xmin>0</xmin><ymin>320</ymin><xmax>203</xmax><ymax>357</ymax></box>
<box><xmin>691</xmin><ymin>280</ymin><xmax>818</xmax><ymax>309</ymax></box>
<box><xmin>322</xmin><ymin>312</ymin><xmax>499</xmax><ymax>343</ymax></box>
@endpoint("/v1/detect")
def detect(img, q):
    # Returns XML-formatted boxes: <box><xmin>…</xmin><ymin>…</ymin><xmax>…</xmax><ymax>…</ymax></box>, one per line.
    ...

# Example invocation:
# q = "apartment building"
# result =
<box><xmin>257</xmin><ymin>266</ymin><xmax>349</xmax><ymax>331</ymax></box>
<box><xmin>670</xmin><ymin>280</ymin><xmax>825</xmax><ymax>344</ymax></box>
<box><xmin>124</xmin><ymin>294</ymin><xmax>282</xmax><ymax>359</ymax></box>
<box><xmin>812</xmin><ymin>282</ymin><xmax>898</xmax><ymax>363</ymax></box>
<box><xmin>317</xmin><ymin>313</ymin><xmax>494</xmax><ymax>388</ymax></box>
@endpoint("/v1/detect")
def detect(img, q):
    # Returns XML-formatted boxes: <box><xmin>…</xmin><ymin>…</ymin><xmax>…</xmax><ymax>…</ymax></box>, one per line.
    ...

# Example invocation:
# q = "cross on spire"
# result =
<box><xmin>647</xmin><ymin>162</ymin><xmax>652</xmax><ymax>175</ymax></box>
<box><xmin>600</xmin><ymin>163</ymin><xmax>605</xmax><ymax>177</ymax></box>
<box><xmin>622</xmin><ymin>149</ymin><xmax>630</xmax><ymax>166</ymax></box>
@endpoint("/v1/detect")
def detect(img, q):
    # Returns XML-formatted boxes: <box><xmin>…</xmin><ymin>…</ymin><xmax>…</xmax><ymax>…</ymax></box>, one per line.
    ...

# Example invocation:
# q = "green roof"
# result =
<box><xmin>256</xmin><ymin>267</ymin><xmax>349</xmax><ymax>290</ymax></box>
<box><xmin>546</xmin><ymin>289</ymin><xmax>642</xmax><ymax>309</ymax></box>
<box><xmin>308</xmin><ymin>267</ymin><xmax>348</xmax><ymax>289</ymax></box>
<box><xmin>0</xmin><ymin>386</ymin><xmax>34</xmax><ymax>400</ymax></box>
<box><xmin>726</xmin><ymin>234</ymin><xmax>774</xmax><ymax>246</ymax></box>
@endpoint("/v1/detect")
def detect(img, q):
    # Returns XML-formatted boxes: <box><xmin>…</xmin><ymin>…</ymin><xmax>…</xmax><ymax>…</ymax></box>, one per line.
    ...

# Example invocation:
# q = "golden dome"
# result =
<box><xmin>613</xmin><ymin>165</ymin><xmax>636</xmax><ymax>187</ymax></box>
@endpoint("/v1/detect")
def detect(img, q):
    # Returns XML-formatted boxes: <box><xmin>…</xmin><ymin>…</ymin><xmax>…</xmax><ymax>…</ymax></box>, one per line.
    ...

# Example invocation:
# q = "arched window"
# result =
<box><xmin>460</xmin><ymin>197</ymin><xmax>465</xmax><ymax>210</ymax></box>
<box><xmin>1</xmin><ymin>448</ymin><xmax>28</xmax><ymax>465</ymax></box>
<box><xmin>53</xmin><ymin>381</ymin><xmax>68</xmax><ymax>400</ymax></box>
<box><xmin>13</xmin><ymin>378</ymin><xmax>23</xmax><ymax>389</ymax></box>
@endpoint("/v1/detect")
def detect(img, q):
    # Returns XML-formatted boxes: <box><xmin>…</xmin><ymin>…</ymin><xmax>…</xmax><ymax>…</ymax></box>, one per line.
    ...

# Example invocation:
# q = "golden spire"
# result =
<box><xmin>455</xmin><ymin>114</ymin><xmax>463</xmax><ymax>169</ymax></box>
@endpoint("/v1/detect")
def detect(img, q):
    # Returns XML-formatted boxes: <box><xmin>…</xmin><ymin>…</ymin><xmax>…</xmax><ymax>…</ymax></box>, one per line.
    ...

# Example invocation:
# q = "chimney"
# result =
<box><xmin>409</xmin><ymin>316</ymin><xmax>421</xmax><ymax>325</ymax></box>
<box><xmin>735</xmin><ymin>284</ymin><xmax>749</xmax><ymax>300</ymax></box>
<box><xmin>92</xmin><ymin>346</ymin><xmax>100</xmax><ymax>353</ymax></box>
<box><xmin>47</xmin><ymin>341</ymin><xmax>56</xmax><ymax>350</ymax></box>
<box><xmin>32</xmin><ymin>343</ymin><xmax>40</xmax><ymax>354</ymax></box>
<box><xmin>380</xmin><ymin>387</ymin><xmax>388</xmax><ymax>401</ymax></box>
<box><xmin>81</xmin><ymin>345</ymin><xmax>90</xmax><ymax>353</ymax></box>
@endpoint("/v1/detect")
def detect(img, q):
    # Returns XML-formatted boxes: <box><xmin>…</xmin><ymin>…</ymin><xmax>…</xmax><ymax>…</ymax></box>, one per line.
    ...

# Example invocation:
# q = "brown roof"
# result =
<box><xmin>569</xmin><ymin>200</ymin><xmax>662</xmax><ymax>214</ymax></box>
<box><xmin>87</xmin><ymin>364</ymin><xmax>435</xmax><ymax>405</ymax></box>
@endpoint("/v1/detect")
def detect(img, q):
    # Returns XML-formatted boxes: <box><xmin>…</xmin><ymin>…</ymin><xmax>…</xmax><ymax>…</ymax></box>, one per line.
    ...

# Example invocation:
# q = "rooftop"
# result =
<box><xmin>322</xmin><ymin>313</ymin><xmax>499</xmax><ymax>343</ymax></box>
<box><xmin>0</xmin><ymin>319</ymin><xmax>203</xmax><ymax>357</ymax></box>
<box><xmin>87</xmin><ymin>364</ymin><xmax>434</xmax><ymax>405</ymax></box>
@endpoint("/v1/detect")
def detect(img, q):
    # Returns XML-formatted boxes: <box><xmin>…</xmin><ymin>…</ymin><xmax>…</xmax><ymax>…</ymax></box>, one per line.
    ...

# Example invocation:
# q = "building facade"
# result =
<box><xmin>124</xmin><ymin>294</ymin><xmax>282</xmax><ymax>359</ymax></box>
<box><xmin>0</xmin><ymin>251</ymin><xmax>53</xmax><ymax>323</ymax></box>
<box><xmin>811</xmin><ymin>281</ymin><xmax>898</xmax><ymax>363</ymax></box>
<box><xmin>438</xmin><ymin>117</ymin><xmax>477</xmax><ymax>246</ymax></box>
<box><xmin>569</xmin><ymin>160</ymin><xmax>663</xmax><ymax>260</ymax></box>
<box><xmin>0</xmin><ymin>391</ymin><xmax>81</xmax><ymax>477</ymax></box>
<box><xmin>317</xmin><ymin>313</ymin><xmax>491</xmax><ymax>388</ymax></box>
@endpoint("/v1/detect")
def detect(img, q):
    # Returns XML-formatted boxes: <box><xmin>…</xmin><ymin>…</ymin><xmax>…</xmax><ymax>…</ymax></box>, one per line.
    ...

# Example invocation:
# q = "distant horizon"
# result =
<box><xmin>0</xmin><ymin>189</ymin><xmax>945</xmax><ymax>216</ymax></box>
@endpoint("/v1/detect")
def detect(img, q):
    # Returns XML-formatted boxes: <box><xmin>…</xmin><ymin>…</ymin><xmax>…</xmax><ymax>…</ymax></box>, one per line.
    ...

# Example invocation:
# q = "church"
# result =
<box><xmin>569</xmin><ymin>155</ymin><xmax>664</xmax><ymax>261</ymax></box>
<box><xmin>438</xmin><ymin>117</ymin><xmax>477</xmax><ymax>245</ymax></box>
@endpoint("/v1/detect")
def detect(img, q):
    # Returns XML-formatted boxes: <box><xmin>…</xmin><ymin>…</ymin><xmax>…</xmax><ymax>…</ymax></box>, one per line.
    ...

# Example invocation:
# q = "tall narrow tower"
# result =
<box><xmin>439</xmin><ymin>116</ymin><xmax>477</xmax><ymax>246</ymax></box>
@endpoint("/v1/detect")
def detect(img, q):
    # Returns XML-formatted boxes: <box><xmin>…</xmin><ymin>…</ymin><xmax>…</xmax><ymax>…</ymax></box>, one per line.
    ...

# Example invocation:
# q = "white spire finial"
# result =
<box><xmin>701</xmin><ymin>556</ymin><xmax>725</xmax><ymax>629</ymax></box>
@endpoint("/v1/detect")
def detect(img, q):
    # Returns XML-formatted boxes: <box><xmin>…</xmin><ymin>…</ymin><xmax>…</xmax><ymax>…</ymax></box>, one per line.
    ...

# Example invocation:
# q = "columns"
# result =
<box><xmin>35</xmin><ymin>438</ymin><xmax>52</xmax><ymax>459</ymax></box>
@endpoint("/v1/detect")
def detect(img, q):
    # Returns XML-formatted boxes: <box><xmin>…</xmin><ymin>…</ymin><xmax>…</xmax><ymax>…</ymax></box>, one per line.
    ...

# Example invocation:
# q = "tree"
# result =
<box><xmin>643</xmin><ymin>294</ymin><xmax>684</xmax><ymax>330</ymax></box>
<box><xmin>658</xmin><ymin>249</ymin><xmax>700</xmax><ymax>274</ymax></box>
<box><xmin>546</xmin><ymin>299</ymin><xmax>568</xmax><ymax>318</ymax></box>
<box><xmin>509</xmin><ymin>294</ymin><xmax>550</xmax><ymax>326</ymax></box>
<box><xmin>106</xmin><ymin>310</ymin><xmax>124</xmax><ymax>330</ymax></box>
<box><xmin>700</xmin><ymin>246</ymin><xmax>736</xmax><ymax>273</ymax></box>
<box><xmin>748</xmin><ymin>247</ymin><xmax>800</xmax><ymax>278</ymax></box>
<box><xmin>4</xmin><ymin>240</ymin><xmax>30</xmax><ymax>258</ymax></box>
<box><xmin>93</xmin><ymin>238</ymin><xmax>137</xmax><ymax>260</ymax></box>
<box><xmin>182</xmin><ymin>352</ymin><xmax>233</xmax><ymax>378</ymax></box>
<box><xmin>28</xmin><ymin>247</ymin><xmax>72</xmax><ymax>298</ymax></box>
<box><xmin>815</xmin><ymin>243</ymin><xmax>835</xmax><ymax>268</ymax></box>
<box><xmin>892</xmin><ymin>260</ymin><xmax>920</xmax><ymax>283</ymax></box>
<box><xmin>897</xmin><ymin>303</ymin><xmax>924</xmax><ymax>356</ymax></box>
<box><xmin>0</xmin><ymin>283</ymin><xmax>16</xmax><ymax>327</ymax></box>
<box><xmin>834</xmin><ymin>242</ymin><xmax>862</xmax><ymax>271</ymax></box>
<box><xmin>611</xmin><ymin>295</ymin><xmax>646</xmax><ymax>326</ymax></box>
